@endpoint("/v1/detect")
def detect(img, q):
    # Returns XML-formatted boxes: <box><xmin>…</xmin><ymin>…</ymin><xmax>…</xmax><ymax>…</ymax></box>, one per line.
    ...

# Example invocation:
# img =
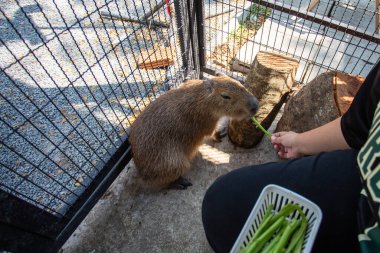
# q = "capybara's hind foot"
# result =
<box><xmin>168</xmin><ymin>176</ymin><xmax>193</xmax><ymax>190</ymax></box>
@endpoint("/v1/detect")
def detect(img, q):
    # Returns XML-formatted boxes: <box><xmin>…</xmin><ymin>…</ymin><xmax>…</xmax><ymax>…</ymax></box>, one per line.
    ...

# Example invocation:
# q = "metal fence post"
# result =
<box><xmin>174</xmin><ymin>0</ymin><xmax>189</xmax><ymax>74</ymax></box>
<box><xmin>194</xmin><ymin>0</ymin><xmax>206</xmax><ymax>73</ymax></box>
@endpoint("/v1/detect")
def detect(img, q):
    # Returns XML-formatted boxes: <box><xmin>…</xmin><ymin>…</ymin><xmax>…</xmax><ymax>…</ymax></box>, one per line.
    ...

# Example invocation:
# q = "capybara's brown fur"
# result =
<box><xmin>129</xmin><ymin>75</ymin><xmax>259</xmax><ymax>189</ymax></box>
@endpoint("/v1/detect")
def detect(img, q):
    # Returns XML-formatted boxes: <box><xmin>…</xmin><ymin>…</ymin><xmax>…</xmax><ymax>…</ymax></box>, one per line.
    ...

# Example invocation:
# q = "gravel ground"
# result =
<box><xmin>0</xmin><ymin>0</ymin><xmax>184</xmax><ymax>215</ymax></box>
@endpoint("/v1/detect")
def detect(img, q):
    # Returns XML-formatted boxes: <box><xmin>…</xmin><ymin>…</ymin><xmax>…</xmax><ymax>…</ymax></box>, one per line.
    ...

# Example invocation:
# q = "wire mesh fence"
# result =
<box><xmin>203</xmin><ymin>0</ymin><xmax>380</xmax><ymax>84</ymax></box>
<box><xmin>0</xmin><ymin>0</ymin><xmax>190</xmax><ymax>218</ymax></box>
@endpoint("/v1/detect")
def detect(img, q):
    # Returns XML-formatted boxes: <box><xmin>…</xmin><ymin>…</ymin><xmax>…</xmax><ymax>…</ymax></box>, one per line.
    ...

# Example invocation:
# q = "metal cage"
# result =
<box><xmin>0</xmin><ymin>0</ymin><xmax>379</xmax><ymax>252</ymax></box>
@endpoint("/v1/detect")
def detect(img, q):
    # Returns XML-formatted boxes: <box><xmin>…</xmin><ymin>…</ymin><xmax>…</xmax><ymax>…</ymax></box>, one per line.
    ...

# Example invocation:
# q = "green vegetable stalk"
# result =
<box><xmin>293</xmin><ymin>232</ymin><xmax>305</xmax><ymax>253</ymax></box>
<box><xmin>285</xmin><ymin>218</ymin><xmax>308</xmax><ymax>253</ymax></box>
<box><xmin>244</xmin><ymin>216</ymin><xmax>286</xmax><ymax>253</ymax></box>
<box><xmin>251</xmin><ymin>116</ymin><xmax>272</xmax><ymax>138</ymax></box>
<box><xmin>240</xmin><ymin>204</ymin><xmax>274</xmax><ymax>253</ymax></box>
<box><xmin>272</xmin><ymin>219</ymin><xmax>301</xmax><ymax>253</ymax></box>
<box><xmin>261</xmin><ymin>223</ymin><xmax>287</xmax><ymax>253</ymax></box>
<box><xmin>248</xmin><ymin>204</ymin><xmax>274</xmax><ymax>244</ymax></box>
<box><xmin>238</xmin><ymin>203</ymin><xmax>309</xmax><ymax>253</ymax></box>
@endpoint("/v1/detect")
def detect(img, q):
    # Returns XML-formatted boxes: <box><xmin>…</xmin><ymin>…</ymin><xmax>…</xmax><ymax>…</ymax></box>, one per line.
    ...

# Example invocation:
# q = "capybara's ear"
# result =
<box><xmin>203</xmin><ymin>79</ymin><xmax>215</xmax><ymax>94</ymax></box>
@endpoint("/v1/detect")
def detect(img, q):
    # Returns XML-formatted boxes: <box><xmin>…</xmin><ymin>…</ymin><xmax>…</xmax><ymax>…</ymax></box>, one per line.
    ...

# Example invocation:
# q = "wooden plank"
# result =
<box><xmin>307</xmin><ymin>0</ymin><xmax>319</xmax><ymax>12</ymax></box>
<box><xmin>137</xmin><ymin>47</ymin><xmax>174</xmax><ymax>69</ymax></box>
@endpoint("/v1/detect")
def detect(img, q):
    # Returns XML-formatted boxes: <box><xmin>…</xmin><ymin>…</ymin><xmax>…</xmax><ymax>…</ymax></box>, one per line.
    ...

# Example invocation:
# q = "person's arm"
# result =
<box><xmin>271</xmin><ymin>117</ymin><xmax>349</xmax><ymax>159</ymax></box>
<box><xmin>272</xmin><ymin>61</ymin><xmax>380</xmax><ymax>159</ymax></box>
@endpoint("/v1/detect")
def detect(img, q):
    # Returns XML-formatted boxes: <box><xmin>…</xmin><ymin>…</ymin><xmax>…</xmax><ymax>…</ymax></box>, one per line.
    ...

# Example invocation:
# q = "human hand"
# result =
<box><xmin>270</xmin><ymin>131</ymin><xmax>303</xmax><ymax>159</ymax></box>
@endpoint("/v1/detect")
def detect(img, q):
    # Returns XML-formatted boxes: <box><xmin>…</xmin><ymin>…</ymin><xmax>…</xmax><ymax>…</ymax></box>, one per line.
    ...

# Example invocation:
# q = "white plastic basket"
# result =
<box><xmin>230</xmin><ymin>184</ymin><xmax>323</xmax><ymax>253</ymax></box>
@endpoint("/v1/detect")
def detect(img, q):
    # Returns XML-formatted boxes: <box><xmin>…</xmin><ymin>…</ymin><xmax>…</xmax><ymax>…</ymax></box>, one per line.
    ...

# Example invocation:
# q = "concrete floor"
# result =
<box><xmin>60</xmin><ymin>132</ymin><xmax>280</xmax><ymax>253</ymax></box>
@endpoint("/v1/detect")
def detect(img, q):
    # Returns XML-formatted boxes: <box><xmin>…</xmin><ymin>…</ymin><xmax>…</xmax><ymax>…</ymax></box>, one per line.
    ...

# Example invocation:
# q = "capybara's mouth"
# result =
<box><xmin>235</xmin><ymin>112</ymin><xmax>254</xmax><ymax>121</ymax></box>
<box><xmin>248</xmin><ymin>96</ymin><xmax>259</xmax><ymax>115</ymax></box>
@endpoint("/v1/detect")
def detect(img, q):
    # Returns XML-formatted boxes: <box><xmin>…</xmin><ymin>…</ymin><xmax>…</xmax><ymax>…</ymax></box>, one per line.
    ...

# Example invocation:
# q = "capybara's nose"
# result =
<box><xmin>249</xmin><ymin>96</ymin><xmax>259</xmax><ymax>115</ymax></box>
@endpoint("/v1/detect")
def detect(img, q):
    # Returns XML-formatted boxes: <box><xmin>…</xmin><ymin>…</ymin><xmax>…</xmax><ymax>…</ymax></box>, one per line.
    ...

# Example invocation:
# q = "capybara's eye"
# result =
<box><xmin>221</xmin><ymin>93</ymin><xmax>231</xmax><ymax>100</ymax></box>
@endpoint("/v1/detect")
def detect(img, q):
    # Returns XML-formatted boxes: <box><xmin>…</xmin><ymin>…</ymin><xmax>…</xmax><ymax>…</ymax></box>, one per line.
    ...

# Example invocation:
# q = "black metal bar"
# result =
<box><xmin>174</xmin><ymin>0</ymin><xmax>189</xmax><ymax>72</ymax></box>
<box><xmin>327</xmin><ymin>1</ymin><xmax>336</xmax><ymax>18</ymax></box>
<box><xmin>193</xmin><ymin>0</ymin><xmax>205</xmax><ymax>77</ymax></box>
<box><xmin>248</xmin><ymin>0</ymin><xmax>380</xmax><ymax>44</ymax></box>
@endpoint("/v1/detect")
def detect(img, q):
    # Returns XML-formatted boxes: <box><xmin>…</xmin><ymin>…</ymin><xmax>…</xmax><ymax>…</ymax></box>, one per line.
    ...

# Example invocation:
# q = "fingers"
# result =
<box><xmin>271</xmin><ymin>132</ymin><xmax>285</xmax><ymax>145</ymax></box>
<box><xmin>271</xmin><ymin>131</ymin><xmax>297</xmax><ymax>159</ymax></box>
<box><xmin>273</xmin><ymin>132</ymin><xmax>287</xmax><ymax>137</ymax></box>
<box><xmin>274</xmin><ymin>143</ymin><xmax>287</xmax><ymax>159</ymax></box>
<box><xmin>273</xmin><ymin>143</ymin><xmax>284</xmax><ymax>152</ymax></box>
<box><xmin>270</xmin><ymin>135</ymin><xmax>278</xmax><ymax>144</ymax></box>
<box><xmin>276</xmin><ymin>145</ymin><xmax>292</xmax><ymax>159</ymax></box>
<box><xmin>278</xmin><ymin>150</ymin><xmax>291</xmax><ymax>159</ymax></box>
<box><xmin>277</xmin><ymin>150</ymin><xmax>288</xmax><ymax>159</ymax></box>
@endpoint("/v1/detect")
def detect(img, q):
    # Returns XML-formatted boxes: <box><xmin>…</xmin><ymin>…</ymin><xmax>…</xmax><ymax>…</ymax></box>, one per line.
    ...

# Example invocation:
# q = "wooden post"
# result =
<box><xmin>228</xmin><ymin>51</ymin><xmax>299</xmax><ymax>148</ymax></box>
<box><xmin>275</xmin><ymin>71</ymin><xmax>364</xmax><ymax>133</ymax></box>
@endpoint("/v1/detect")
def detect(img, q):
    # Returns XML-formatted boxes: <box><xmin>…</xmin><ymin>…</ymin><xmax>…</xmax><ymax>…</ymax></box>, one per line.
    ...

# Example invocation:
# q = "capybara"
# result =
<box><xmin>129</xmin><ymin>75</ymin><xmax>259</xmax><ymax>189</ymax></box>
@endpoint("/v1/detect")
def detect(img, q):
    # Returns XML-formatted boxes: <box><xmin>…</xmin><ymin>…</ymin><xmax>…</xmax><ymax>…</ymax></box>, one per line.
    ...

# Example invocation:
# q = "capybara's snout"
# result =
<box><xmin>248</xmin><ymin>95</ymin><xmax>259</xmax><ymax>115</ymax></box>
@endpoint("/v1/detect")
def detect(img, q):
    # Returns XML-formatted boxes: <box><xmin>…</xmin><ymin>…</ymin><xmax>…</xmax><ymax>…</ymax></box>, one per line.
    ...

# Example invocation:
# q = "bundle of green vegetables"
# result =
<box><xmin>239</xmin><ymin>203</ymin><xmax>308</xmax><ymax>253</ymax></box>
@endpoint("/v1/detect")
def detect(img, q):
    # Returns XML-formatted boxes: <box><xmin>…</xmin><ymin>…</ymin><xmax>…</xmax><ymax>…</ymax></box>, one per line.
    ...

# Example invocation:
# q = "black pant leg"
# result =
<box><xmin>202</xmin><ymin>149</ymin><xmax>361</xmax><ymax>253</ymax></box>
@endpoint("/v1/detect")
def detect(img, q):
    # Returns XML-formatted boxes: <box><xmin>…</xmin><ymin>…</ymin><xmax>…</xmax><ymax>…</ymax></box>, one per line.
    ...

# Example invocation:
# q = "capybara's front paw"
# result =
<box><xmin>168</xmin><ymin>176</ymin><xmax>193</xmax><ymax>190</ymax></box>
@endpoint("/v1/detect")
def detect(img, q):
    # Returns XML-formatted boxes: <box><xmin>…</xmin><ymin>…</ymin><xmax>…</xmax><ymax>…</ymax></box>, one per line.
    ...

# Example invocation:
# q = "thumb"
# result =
<box><xmin>271</xmin><ymin>132</ymin><xmax>285</xmax><ymax>144</ymax></box>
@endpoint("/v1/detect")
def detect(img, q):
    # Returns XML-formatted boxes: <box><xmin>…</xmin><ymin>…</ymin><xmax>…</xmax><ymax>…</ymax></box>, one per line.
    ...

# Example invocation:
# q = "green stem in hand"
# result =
<box><xmin>251</xmin><ymin>116</ymin><xmax>272</xmax><ymax>138</ymax></box>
